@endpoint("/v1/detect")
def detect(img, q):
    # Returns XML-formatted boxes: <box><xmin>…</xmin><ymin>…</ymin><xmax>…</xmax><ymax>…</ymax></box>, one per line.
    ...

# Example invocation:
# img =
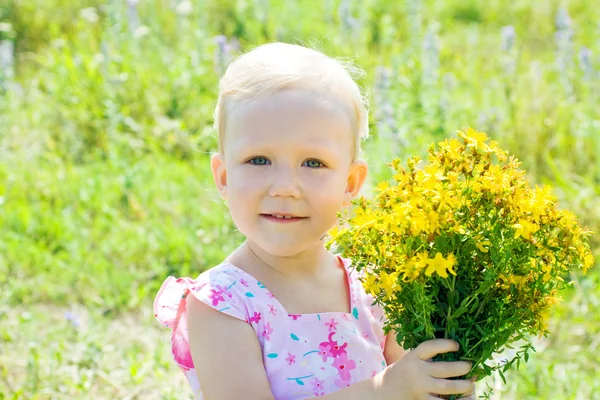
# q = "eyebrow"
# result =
<box><xmin>243</xmin><ymin>150</ymin><xmax>336</xmax><ymax>163</ymax></box>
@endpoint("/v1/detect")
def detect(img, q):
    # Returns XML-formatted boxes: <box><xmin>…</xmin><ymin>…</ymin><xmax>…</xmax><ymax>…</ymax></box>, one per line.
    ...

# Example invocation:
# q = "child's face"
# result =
<box><xmin>211</xmin><ymin>89</ymin><xmax>367</xmax><ymax>257</ymax></box>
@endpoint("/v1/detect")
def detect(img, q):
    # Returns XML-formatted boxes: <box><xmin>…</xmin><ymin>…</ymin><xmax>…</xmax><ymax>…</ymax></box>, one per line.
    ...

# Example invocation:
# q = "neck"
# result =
<box><xmin>237</xmin><ymin>239</ymin><xmax>335</xmax><ymax>279</ymax></box>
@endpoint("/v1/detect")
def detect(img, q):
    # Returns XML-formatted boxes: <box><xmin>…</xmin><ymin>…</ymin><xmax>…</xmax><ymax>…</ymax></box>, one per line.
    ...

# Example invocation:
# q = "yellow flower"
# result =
<box><xmin>393</xmin><ymin>201</ymin><xmax>412</xmax><ymax>217</ymax></box>
<box><xmin>432</xmin><ymin>188</ymin><xmax>461</xmax><ymax>212</ymax></box>
<box><xmin>556</xmin><ymin>210</ymin><xmax>578</xmax><ymax>233</ymax></box>
<box><xmin>451</xmin><ymin>223</ymin><xmax>466</xmax><ymax>234</ymax></box>
<box><xmin>530</xmin><ymin>257</ymin><xmax>552</xmax><ymax>282</ymax></box>
<box><xmin>498</xmin><ymin>274</ymin><xmax>527</xmax><ymax>289</ymax></box>
<box><xmin>583</xmin><ymin>252</ymin><xmax>595</xmax><ymax>273</ymax></box>
<box><xmin>484</xmin><ymin>165</ymin><xmax>506</xmax><ymax>194</ymax></box>
<box><xmin>471</xmin><ymin>181</ymin><xmax>483</xmax><ymax>194</ymax></box>
<box><xmin>446</xmin><ymin>171</ymin><xmax>459</xmax><ymax>185</ymax></box>
<box><xmin>407</xmin><ymin>156</ymin><xmax>421</xmax><ymax>172</ymax></box>
<box><xmin>446</xmin><ymin>138</ymin><xmax>464</xmax><ymax>160</ymax></box>
<box><xmin>328</xmin><ymin>226</ymin><xmax>340</xmax><ymax>239</ymax></box>
<box><xmin>352</xmin><ymin>207</ymin><xmax>377</xmax><ymax>229</ymax></box>
<box><xmin>427</xmin><ymin>210</ymin><xmax>440</xmax><ymax>234</ymax></box>
<box><xmin>410</xmin><ymin>212</ymin><xmax>428</xmax><ymax>236</ymax></box>
<box><xmin>425</xmin><ymin>252</ymin><xmax>457</xmax><ymax>278</ymax></box>
<box><xmin>459</xmin><ymin>128</ymin><xmax>489</xmax><ymax>152</ymax></box>
<box><xmin>510</xmin><ymin>275</ymin><xmax>527</xmax><ymax>287</ymax></box>
<box><xmin>488</xmin><ymin>140</ymin><xmax>508</xmax><ymax>160</ymax></box>
<box><xmin>363</xmin><ymin>273</ymin><xmax>380</xmax><ymax>296</ymax></box>
<box><xmin>393</xmin><ymin>171</ymin><xmax>411</xmax><ymax>187</ymax></box>
<box><xmin>380</xmin><ymin>271</ymin><xmax>400</xmax><ymax>301</ymax></box>
<box><xmin>538</xmin><ymin>309</ymin><xmax>550</xmax><ymax>337</ymax></box>
<box><xmin>327</xmin><ymin>129</ymin><xmax>595</xmax><ymax>364</ymax></box>
<box><xmin>377</xmin><ymin>181</ymin><xmax>390</xmax><ymax>192</ymax></box>
<box><xmin>530</xmin><ymin>185</ymin><xmax>555</xmax><ymax>217</ymax></box>
<box><xmin>421</xmin><ymin>164</ymin><xmax>446</xmax><ymax>190</ymax></box>
<box><xmin>476</xmin><ymin>240</ymin><xmax>492</xmax><ymax>253</ymax></box>
<box><xmin>513</xmin><ymin>219</ymin><xmax>540</xmax><ymax>240</ymax></box>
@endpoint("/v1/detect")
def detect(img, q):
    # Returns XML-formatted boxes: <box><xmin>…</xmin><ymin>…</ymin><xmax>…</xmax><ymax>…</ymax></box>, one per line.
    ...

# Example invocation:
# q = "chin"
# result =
<box><xmin>254</xmin><ymin>236</ymin><xmax>323</xmax><ymax>258</ymax></box>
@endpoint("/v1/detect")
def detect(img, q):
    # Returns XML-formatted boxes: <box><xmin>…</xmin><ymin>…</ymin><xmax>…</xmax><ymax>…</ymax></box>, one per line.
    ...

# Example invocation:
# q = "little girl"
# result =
<box><xmin>154</xmin><ymin>42</ymin><xmax>476</xmax><ymax>400</ymax></box>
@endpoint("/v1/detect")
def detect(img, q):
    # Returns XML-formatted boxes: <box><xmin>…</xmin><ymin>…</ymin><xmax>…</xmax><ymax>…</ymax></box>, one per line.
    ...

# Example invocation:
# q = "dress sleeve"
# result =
<box><xmin>153</xmin><ymin>268</ymin><xmax>250</xmax><ymax>370</ymax></box>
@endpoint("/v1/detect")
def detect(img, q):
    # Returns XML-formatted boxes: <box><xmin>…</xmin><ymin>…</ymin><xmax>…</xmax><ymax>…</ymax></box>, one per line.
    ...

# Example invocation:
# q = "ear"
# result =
<box><xmin>211</xmin><ymin>152</ymin><xmax>228</xmax><ymax>200</ymax></box>
<box><xmin>343</xmin><ymin>159</ymin><xmax>368</xmax><ymax>207</ymax></box>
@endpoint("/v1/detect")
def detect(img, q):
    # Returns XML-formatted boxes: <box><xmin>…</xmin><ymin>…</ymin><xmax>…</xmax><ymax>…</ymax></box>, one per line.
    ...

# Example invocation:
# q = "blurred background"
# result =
<box><xmin>0</xmin><ymin>0</ymin><xmax>598</xmax><ymax>398</ymax></box>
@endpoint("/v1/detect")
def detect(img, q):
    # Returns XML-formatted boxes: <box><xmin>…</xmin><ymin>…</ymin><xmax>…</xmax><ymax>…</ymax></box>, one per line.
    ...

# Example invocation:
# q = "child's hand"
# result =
<box><xmin>374</xmin><ymin>339</ymin><xmax>474</xmax><ymax>400</ymax></box>
<box><xmin>453</xmin><ymin>375</ymin><xmax>477</xmax><ymax>400</ymax></box>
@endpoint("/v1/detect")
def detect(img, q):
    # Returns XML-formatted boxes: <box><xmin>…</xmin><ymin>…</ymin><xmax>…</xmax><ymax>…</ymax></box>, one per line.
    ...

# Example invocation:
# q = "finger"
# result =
<box><xmin>463</xmin><ymin>382</ymin><xmax>474</xmax><ymax>396</ymax></box>
<box><xmin>413</xmin><ymin>339</ymin><xmax>460</xmax><ymax>361</ymax></box>
<box><xmin>429</xmin><ymin>377</ymin><xmax>474</xmax><ymax>395</ymax></box>
<box><xmin>463</xmin><ymin>379</ymin><xmax>477</xmax><ymax>397</ymax></box>
<box><xmin>428</xmin><ymin>361</ymin><xmax>472</xmax><ymax>379</ymax></box>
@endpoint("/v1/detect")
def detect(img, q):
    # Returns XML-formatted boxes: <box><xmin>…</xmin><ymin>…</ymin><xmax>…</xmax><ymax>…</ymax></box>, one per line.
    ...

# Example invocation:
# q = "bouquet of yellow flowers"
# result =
<box><xmin>327</xmin><ymin>128</ymin><xmax>595</xmax><ymax>398</ymax></box>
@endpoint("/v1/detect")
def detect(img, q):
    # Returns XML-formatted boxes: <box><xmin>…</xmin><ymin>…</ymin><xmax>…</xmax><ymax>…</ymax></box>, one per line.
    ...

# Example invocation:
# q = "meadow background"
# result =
<box><xmin>0</xmin><ymin>0</ymin><xmax>598</xmax><ymax>398</ymax></box>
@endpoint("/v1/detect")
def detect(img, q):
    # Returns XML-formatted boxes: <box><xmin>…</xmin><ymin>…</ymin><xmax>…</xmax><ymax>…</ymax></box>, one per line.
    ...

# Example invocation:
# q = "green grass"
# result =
<box><xmin>0</xmin><ymin>0</ymin><xmax>599</xmax><ymax>398</ymax></box>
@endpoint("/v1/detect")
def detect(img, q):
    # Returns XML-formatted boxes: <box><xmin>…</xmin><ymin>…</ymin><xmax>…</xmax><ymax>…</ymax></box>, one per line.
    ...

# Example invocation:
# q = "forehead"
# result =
<box><xmin>224</xmin><ymin>89</ymin><xmax>355</xmax><ymax>155</ymax></box>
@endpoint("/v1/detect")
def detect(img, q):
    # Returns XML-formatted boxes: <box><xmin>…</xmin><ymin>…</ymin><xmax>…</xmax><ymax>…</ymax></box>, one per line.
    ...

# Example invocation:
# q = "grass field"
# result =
<box><xmin>0</xmin><ymin>0</ymin><xmax>598</xmax><ymax>398</ymax></box>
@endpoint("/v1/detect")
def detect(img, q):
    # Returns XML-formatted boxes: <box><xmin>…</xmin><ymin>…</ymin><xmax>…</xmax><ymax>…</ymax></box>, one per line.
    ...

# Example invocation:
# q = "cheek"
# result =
<box><xmin>228</xmin><ymin>169</ymin><xmax>259</xmax><ymax>194</ymax></box>
<box><xmin>310</xmin><ymin>175</ymin><xmax>347</xmax><ymax>208</ymax></box>
<box><xmin>225</xmin><ymin>172</ymin><xmax>259</xmax><ymax>222</ymax></box>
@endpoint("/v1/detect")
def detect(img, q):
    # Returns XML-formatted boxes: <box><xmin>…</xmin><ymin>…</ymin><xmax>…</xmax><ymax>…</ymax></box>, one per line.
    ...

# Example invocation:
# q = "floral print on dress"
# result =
<box><xmin>319</xmin><ymin>331</ymin><xmax>355</xmax><ymax>387</ymax></box>
<box><xmin>153</xmin><ymin>255</ymin><xmax>388</xmax><ymax>400</ymax></box>
<box><xmin>262</xmin><ymin>321</ymin><xmax>274</xmax><ymax>340</ymax></box>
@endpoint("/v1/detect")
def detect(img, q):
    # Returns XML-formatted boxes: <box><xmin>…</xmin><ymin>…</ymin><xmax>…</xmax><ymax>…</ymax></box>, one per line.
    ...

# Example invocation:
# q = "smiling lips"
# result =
<box><xmin>261</xmin><ymin>213</ymin><xmax>308</xmax><ymax>222</ymax></box>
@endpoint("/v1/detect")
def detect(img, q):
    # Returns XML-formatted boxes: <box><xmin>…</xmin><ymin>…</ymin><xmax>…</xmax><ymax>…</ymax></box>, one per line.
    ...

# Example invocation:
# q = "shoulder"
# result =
<box><xmin>153</xmin><ymin>263</ymin><xmax>263</xmax><ymax>371</ymax></box>
<box><xmin>153</xmin><ymin>263</ymin><xmax>254</xmax><ymax>329</ymax></box>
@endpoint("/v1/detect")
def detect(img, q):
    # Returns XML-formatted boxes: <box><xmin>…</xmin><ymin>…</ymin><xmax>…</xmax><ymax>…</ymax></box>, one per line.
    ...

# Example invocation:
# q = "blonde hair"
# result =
<box><xmin>213</xmin><ymin>42</ymin><xmax>370</xmax><ymax>160</ymax></box>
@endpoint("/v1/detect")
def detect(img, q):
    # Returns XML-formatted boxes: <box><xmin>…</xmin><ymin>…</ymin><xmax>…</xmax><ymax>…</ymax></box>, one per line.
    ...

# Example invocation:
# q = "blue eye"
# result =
<box><xmin>248</xmin><ymin>157</ymin><xmax>270</xmax><ymax>166</ymax></box>
<box><xmin>304</xmin><ymin>159</ymin><xmax>324</xmax><ymax>168</ymax></box>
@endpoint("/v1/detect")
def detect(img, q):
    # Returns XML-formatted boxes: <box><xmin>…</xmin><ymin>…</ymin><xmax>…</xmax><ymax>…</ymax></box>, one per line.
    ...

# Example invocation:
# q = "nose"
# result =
<box><xmin>268</xmin><ymin>165</ymin><xmax>301</xmax><ymax>198</ymax></box>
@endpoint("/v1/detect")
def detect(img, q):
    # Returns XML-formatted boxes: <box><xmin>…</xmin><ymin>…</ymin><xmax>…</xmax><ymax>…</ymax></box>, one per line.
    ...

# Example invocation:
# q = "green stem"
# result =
<box><xmin>472</xmin><ymin>290</ymin><xmax>491</xmax><ymax>322</ymax></box>
<box><xmin>445</xmin><ymin>275</ymin><xmax>456</xmax><ymax>339</ymax></box>
<box><xmin>462</xmin><ymin>337</ymin><xmax>486</xmax><ymax>358</ymax></box>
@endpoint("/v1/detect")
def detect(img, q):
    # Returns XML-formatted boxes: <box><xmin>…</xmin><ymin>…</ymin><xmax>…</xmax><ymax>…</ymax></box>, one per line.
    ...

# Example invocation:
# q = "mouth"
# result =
<box><xmin>260</xmin><ymin>213</ymin><xmax>308</xmax><ymax>222</ymax></box>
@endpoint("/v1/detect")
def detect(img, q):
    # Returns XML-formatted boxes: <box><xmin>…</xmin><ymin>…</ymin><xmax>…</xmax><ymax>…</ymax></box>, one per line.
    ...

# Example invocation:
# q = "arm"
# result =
<box><xmin>187</xmin><ymin>295</ymin><xmax>381</xmax><ymax>400</ymax></box>
<box><xmin>187</xmin><ymin>298</ymin><xmax>470</xmax><ymax>400</ymax></box>
<box><xmin>383</xmin><ymin>331</ymin><xmax>407</xmax><ymax>365</ymax></box>
<box><xmin>186</xmin><ymin>294</ymin><xmax>276</xmax><ymax>400</ymax></box>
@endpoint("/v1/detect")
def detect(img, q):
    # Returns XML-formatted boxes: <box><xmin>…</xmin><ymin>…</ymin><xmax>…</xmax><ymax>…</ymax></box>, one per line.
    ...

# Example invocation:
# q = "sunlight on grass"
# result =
<box><xmin>1</xmin><ymin>0</ymin><xmax>598</xmax><ymax>398</ymax></box>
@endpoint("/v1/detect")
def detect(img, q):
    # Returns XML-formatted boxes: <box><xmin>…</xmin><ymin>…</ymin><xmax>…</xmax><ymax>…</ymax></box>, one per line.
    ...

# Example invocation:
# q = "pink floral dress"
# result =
<box><xmin>153</xmin><ymin>255</ymin><xmax>389</xmax><ymax>399</ymax></box>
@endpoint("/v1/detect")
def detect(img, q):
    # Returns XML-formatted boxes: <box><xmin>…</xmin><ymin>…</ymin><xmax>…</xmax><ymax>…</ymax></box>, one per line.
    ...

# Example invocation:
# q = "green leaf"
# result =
<box><xmin>475</xmin><ymin>324</ymin><xmax>486</xmax><ymax>336</ymax></box>
<box><xmin>413</xmin><ymin>325</ymin><xmax>424</xmax><ymax>334</ymax></box>
<box><xmin>450</xmin><ymin>306</ymin><xmax>468</xmax><ymax>319</ymax></box>
<box><xmin>469</xmin><ymin>297</ymin><xmax>479</xmax><ymax>313</ymax></box>
<box><xmin>498</xmin><ymin>369</ymin><xmax>507</xmax><ymax>384</ymax></box>
<box><xmin>482</xmin><ymin>363</ymin><xmax>492</xmax><ymax>375</ymax></box>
